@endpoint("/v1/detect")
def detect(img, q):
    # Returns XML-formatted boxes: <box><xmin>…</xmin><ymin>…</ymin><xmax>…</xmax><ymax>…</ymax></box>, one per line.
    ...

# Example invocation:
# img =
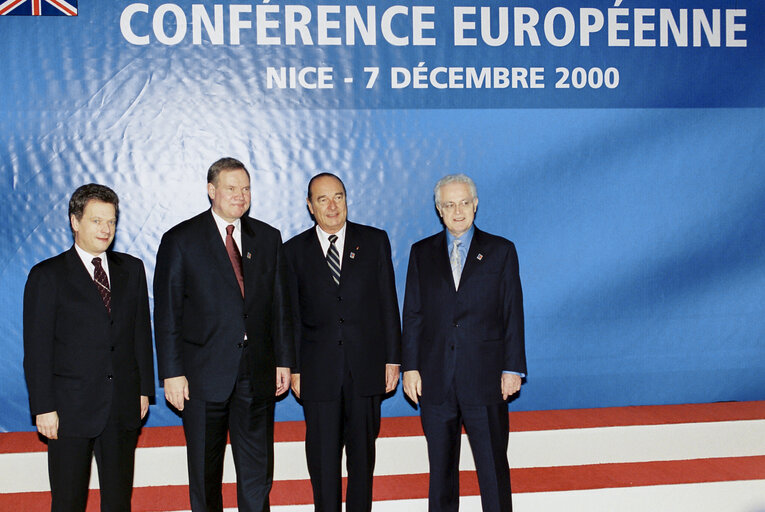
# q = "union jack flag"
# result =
<box><xmin>0</xmin><ymin>0</ymin><xmax>77</xmax><ymax>16</ymax></box>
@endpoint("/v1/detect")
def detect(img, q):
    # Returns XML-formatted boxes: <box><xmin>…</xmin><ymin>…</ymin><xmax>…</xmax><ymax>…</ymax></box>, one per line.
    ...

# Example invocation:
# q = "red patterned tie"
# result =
<box><xmin>226</xmin><ymin>225</ymin><xmax>245</xmax><ymax>297</ymax></box>
<box><xmin>92</xmin><ymin>257</ymin><xmax>111</xmax><ymax>314</ymax></box>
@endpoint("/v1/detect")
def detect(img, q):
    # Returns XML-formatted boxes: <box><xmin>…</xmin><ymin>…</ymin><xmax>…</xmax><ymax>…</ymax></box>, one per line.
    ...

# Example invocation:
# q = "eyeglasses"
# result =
<box><xmin>439</xmin><ymin>199</ymin><xmax>474</xmax><ymax>212</ymax></box>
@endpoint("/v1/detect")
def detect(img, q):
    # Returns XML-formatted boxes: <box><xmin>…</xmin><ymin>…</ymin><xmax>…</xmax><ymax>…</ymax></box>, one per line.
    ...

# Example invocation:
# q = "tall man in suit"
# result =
<box><xmin>284</xmin><ymin>173</ymin><xmax>401</xmax><ymax>512</ymax></box>
<box><xmin>402</xmin><ymin>174</ymin><xmax>526</xmax><ymax>512</ymax></box>
<box><xmin>154</xmin><ymin>157</ymin><xmax>293</xmax><ymax>512</ymax></box>
<box><xmin>23</xmin><ymin>184</ymin><xmax>155</xmax><ymax>512</ymax></box>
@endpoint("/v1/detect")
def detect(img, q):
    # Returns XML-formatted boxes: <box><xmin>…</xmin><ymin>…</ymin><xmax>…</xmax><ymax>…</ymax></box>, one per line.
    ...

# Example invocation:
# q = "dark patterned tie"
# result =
<box><xmin>92</xmin><ymin>257</ymin><xmax>111</xmax><ymax>314</ymax></box>
<box><xmin>226</xmin><ymin>225</ymin><xmax>245</xmax><ymax>297</ymax></box>
<box><xmin>327</xmin><ymin>234</ymin><xmax>341</xmax><ymax>286</ymax></box>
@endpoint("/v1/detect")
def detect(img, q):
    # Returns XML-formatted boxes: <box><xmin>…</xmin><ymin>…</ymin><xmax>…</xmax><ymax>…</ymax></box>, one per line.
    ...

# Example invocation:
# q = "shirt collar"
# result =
<box><xmin>315</xmin><ymin>222</ymin><xmax>347</xmax><ymax>244</ymax></box>
<box><xmin>73</xmin><ymin>243</ymin><xmax>109</xmax><ymax>278</ymax></box>
<box><xmin>446</xmin><ymin>225</ymin><xmax>474</xmax><ymax>250</ymax></box>
<box><xmin>210</xmin><ymin>209</ymin><xmax>241</xmax><ymax>236</ymax></box>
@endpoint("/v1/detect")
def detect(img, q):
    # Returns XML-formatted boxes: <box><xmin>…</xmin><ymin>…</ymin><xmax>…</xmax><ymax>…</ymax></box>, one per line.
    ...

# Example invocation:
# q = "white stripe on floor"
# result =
<box><xmin>2</xmin><ymin>420</ymin><xmax>764</xmax><ymax>493</ymax></box>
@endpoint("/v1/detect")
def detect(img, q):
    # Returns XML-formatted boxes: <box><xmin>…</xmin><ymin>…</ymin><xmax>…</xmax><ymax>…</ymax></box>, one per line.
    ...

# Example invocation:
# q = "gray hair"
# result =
<box><xmin>434</xmin><ymin>173</ymin><xmax>478</xmax><ymax>206</ymax></box>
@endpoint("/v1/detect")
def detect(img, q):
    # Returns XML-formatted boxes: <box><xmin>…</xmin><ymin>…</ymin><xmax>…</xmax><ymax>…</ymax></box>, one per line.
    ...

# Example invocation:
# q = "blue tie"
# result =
<box><xmin>450</xmin><ymin>239</ymin><xmax>462</xmax><ymax>289</ymax></box>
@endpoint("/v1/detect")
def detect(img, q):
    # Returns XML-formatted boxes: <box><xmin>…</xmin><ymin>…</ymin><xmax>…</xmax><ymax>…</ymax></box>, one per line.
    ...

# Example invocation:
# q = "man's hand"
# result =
<box><xmin>501</xmin><ymin>373</ymin><xmax>522</xmax><ymax>400</ymax></box>
<box><xmin>164</xmin><ymin>376</ymin><xmax>189</xmax><ymax>411</ymax></box>
<box><xmin>385</xmin><ymin>364</ymin><xmax>400</xmax><ymax>393</ymax></box>
<box><xmin>140</xmin><ymin>395</ymin><xmax>150</xmax><ymax>419</ymax></box>
<box><xmin>276</xmin><ymin>367</ymin><xmax>291</xmax><ymax>396</ymax></box>
<box><xmin>403</xmin><ymin>370</ymin><xmax>422</xmax><ymax>404</ymax></box>
<box><xmin>36</xmin><ymin>411</ymin><xmax>59</xmax><ymax>440</ymax></box>
<box><xmin>291</xmin><ymin>373</ymin><xmax>301</xmax><ymax>399</ymax></box>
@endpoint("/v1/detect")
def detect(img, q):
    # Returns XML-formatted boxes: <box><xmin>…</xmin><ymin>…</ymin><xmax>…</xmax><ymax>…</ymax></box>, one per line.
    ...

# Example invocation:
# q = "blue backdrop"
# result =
<box><xmin>1</xmin><ymin>0</ymin><xmax>763</xmax><ymax>431</ymax></box>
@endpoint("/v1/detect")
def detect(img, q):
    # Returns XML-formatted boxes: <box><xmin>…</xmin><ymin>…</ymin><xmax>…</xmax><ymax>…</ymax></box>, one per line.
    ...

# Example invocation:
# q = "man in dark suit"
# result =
<box><xmin>284</xmin><ymin>173</ymin><xmax>401</xmax><ymax>512</ymax></box>
<box><xmin>23</xmin><ymin>184</ymin><xmax>155</xmax><ymax>512</ymax></box>
<box><xmin>153</xmin><ymin>157</ymin><xmax>294</xmax><ymax>512</ymax></box>
<box><xmin>402</xmin><ymin>173</ymin><xmax>526</xmax><ymax>512</ymax></box>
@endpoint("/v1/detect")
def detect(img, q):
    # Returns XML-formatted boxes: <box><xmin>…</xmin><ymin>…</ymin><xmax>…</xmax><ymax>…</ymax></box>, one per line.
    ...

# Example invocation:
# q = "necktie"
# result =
<box><xmin>327</xmin><ymin>234</ymin><xmax>341</xmax><ymax>286</ymax></box>
<box><xmin>92</xmin><ymin>257</ymin><xmax>111</xmax><ymax>314</ymax></box>
<box><xmin>450</xmin><ymin>239</ymin><xmax>462</xmax><ymax>289</ymax></box>
<box><xmin>226</xmin><ymin>225</ymin><xmax>245</xmax><ymax>297</ymax></box>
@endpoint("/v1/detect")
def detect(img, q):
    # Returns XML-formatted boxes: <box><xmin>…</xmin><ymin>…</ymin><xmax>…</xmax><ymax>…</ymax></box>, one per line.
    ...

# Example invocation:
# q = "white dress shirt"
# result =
<box><xmin>211</xmin><ymin>209</ymin><xmax>242</xmax><ymax>255</ymax></box>
<box><xmin>315</xmin><ymin>223</ymin><xmax>346</xmax><ymax>269</ymax></box>
<box><xmin>74</xmin><ymin>243</ymin><xmax>110</xmax><ymax>282</ymax></box>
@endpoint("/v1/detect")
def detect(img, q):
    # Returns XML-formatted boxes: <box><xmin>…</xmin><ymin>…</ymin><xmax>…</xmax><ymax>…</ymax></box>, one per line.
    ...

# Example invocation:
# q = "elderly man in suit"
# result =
<box><xmin>153</xmin><ymin>157</ymin><xmax>293</xmax><ymax>512</ymax></box>
<box><xmin>402</xmin><ymin>173</ymin><xmax>526</xmax><ymax>512</ymax></box>
<box><xmin>284</xmin><ymin>173</ymin><xmax>401</xmax><ymax>512</ymax></box>
<box><xmin>23</xmin><ymin>184</ymin><xmax>155</xmax><ymax>512</ymax></box>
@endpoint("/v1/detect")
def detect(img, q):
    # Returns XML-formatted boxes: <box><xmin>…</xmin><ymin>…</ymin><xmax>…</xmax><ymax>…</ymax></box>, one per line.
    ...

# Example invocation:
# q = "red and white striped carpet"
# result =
<box><xmin>1</xmin><ymin>401</ymin><xmax>763</xmax><ymax>511</ymax></box>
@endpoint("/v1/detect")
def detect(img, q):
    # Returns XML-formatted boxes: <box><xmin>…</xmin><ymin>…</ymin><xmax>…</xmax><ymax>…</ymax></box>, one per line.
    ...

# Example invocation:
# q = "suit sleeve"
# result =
<box><xmin>284</xmin><ymin>243</ymin><xmax>302</xmax><ymax>373</ymax></box>
<box><xmin>134</xmin><ymin>260</ymin><xmax>156</xmax><ymax>396</ymax></box>
<box><xmin>377</xmin><ymin>232</ymin><xmax>402</xmax><ymax>364</ymax></box>
<box><xmin>153</xmin><ymin>233</ymin><xmax>186</xmax><ymax>381</ymax></box>
<box><xmin>401</xmin><ymin>246</ymin><xmax>423</xmax><ymax>372</ymax></box>
<box><xmin>22</xmin><ymin>266</ymin><xmax>57</xmax><ymax>416</ymax></box>
<box><xmin>501</xmin><ymin>243</ymin><xmax>526</xmax><ymax>375</ymax></box>
<box><xmin>272</xmin><ymin>233</ymin><xmax>296</xmax><ymax>369</ymax></box>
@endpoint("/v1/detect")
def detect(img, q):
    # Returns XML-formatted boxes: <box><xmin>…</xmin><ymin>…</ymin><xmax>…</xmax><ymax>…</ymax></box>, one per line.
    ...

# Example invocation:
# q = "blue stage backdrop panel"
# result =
<box><xmin>1</xmin><ymin>0</ymin><xmax>763</xmax><ymax>431</ymax></box>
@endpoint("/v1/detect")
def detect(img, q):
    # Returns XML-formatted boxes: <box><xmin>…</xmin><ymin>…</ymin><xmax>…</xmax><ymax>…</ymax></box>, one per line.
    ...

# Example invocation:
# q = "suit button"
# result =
<box><xmin>337</xmin><ymin>296</ymin><xmax>342</xmax><ymax>301</ymax></box>
<box><xmin>110</xmin><ymin>346</ymin><xmax>115</xmax><ymax>352</ymax></box>
<box><xmin>338</xmin><ymin>318</ymin><xmax>344</xmax><ymax>324</ymax></box>
<box><xmin>243</xmin><ymin>314</ymin><xmax>248</xmax><ymax>319</ymax></box>
<box><xmin>338</xmin><ymin>340</ymin><xmax>343</xmax><ymax>345</ymax></box>
<box><xmin>107</xmin><ymin>374</ymin><xmax>113</xmax><ymax>380</ymax></box>
<box><xmin>450</xmin><ymin>345</ymin><xmax>455</xmax><ymax>351</ymax></box>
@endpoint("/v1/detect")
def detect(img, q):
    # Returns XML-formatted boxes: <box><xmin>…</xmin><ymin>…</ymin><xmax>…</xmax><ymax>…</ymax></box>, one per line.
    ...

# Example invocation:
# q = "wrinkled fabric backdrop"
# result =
<box><xmin>1</xmin><ymin>0</ymin><xmax>763</xmax><ymax>430</ymax></box>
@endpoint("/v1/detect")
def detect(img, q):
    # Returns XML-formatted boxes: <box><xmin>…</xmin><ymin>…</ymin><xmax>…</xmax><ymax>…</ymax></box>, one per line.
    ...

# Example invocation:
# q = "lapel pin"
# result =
<box><xmin>246</xmin><ymin>252</ymin><xmax>252</xmax><ymax>259</ymax></box>
<box><xmin>477</xmin><ymin>254</ymin><xmax>483</xmax><ymax>261</ymax></box>
<box><xmin>349</xmin><ymin>252</ymin><xmax>356</xmax><ymax>259</ymax></box>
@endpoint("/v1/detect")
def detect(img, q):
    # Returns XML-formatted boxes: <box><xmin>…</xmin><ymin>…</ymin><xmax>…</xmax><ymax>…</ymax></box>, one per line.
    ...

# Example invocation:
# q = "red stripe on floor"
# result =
<box><xmin>3</xmin><ymin>401</ymin><xmax>762</xmax><ymax>452</ymax></box>
<box><xmin>509</xmin><ymin>401</ymin><xmax>765</xmax><ymax>432</ymax></box>
<box><xmin>2</xmin><ymin>455</ymin><xmax>762</xmax><ymax>510</ymax></box>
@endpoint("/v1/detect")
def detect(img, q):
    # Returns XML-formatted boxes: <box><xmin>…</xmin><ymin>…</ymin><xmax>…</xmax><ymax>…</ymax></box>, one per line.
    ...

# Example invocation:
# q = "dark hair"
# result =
<box><xmin>307</xmin><ymin>172</ymin><xmax>346</xmax><ymax>200</ymax></box>
<box><xmin>207</xmin><ymin>157</ymin><xmax>250</xmax><ymax>185</ymax></box>
<box><xmin>68</xmin><ymin>184</ymin><xmax>119</xmax><ymax>223</ymax></box>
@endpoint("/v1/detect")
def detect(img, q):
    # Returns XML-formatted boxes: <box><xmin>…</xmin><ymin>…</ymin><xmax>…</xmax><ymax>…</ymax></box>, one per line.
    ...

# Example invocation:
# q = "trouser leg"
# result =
<box><xmin>48</xmin><ymin>436</ymin><xmax>95</xmax><ymax>512</ymax></box>
<box><xmin>420</xmin><ymin>386</ymin><xmax>461</xmax><ymax>512</ymax></box>
<box><xmin>229</xmin><ymin>375</ymin><xmax>274</xmax><ymax>512</ymax></box>
<box><xmin>183</xmin><ymin>396</ymin><xmax>230</xmax><ymax>512</ymax></box>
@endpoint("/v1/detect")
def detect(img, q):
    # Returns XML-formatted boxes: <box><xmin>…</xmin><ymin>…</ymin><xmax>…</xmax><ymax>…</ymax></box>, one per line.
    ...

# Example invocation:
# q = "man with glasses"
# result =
<box><xmin>402</xmin><ymin>173</ymin><xmax>526</xmax><ymax>512</ymax></box>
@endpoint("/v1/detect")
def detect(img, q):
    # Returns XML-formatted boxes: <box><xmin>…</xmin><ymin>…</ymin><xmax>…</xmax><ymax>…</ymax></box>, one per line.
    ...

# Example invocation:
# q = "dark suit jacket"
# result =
<box><xmin>402</xmin><ymin>227</ymin><xmax>526</xmax><ymax>406</ymax></box>
<box><xmin>284</xmin><ymin>222</ymin><xmax>401</xmax><ymax>400</ymax></box>
<box><xmin>153</xmin><ymin>209</ymin><xmax>294</xmax><ymax>402</ymax></box>
<box><xmin>23</xmin><ymin>247</ymin><xmax>155</xmax><ymax>438</ymax></box>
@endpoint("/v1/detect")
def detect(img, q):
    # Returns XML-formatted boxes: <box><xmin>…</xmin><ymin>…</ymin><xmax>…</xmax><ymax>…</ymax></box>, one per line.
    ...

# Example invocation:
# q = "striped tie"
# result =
<box><xmin>327</xmin><ymin>234</ymin><xmax>341</xmax><ymax>286</ymax></box>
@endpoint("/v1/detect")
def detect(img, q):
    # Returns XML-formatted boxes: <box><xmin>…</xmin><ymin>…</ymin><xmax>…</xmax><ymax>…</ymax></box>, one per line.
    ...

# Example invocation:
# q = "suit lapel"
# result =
<box><xmin>459</xmin><ymin>227</ymin><xmax>485</xmax><ymax>285</ymax></box>
<box><xmin>64</xmin><ymin>247</ymin><xmax>111</xmax><ymax>318</ymax></box>
<box><xmin>307</xmin><ymin>227</ymin><xmax>338</xmax><ymax>289</ymax></box>
<box><xmin>431</xmin><ymin>231</ymin><xmax>456</xmax><ymax>293</ymax></box>
<box><xmin>202</xmin><ymin>211</ymin><xmax>242</xmax><ymax>297</ymax></box>
<box><xmin>107</xmin><ymin>253</ymin><xmax>128</xmax><ymax>317</ymax></box>
<box><xmin>339</xmin><ymin>222</ymin><xmax>357</xmax><ymax>289</ymax></box>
